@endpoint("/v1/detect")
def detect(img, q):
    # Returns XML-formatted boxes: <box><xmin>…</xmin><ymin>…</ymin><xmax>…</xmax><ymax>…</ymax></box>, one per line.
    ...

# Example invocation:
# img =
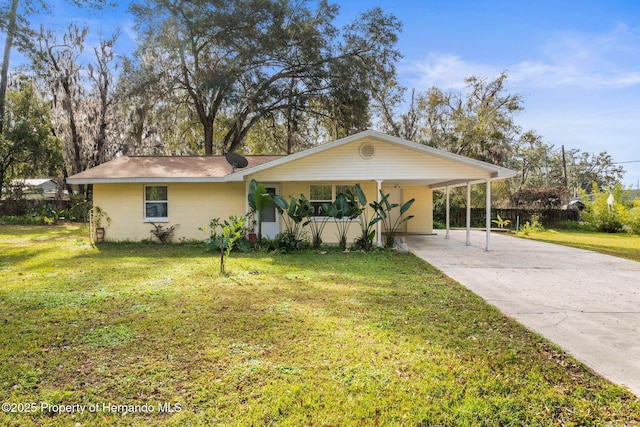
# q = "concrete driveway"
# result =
<box><xmin>405</xmin><ymin>230</ymin><xmax>640</xmax><ymax>397</ymax></box>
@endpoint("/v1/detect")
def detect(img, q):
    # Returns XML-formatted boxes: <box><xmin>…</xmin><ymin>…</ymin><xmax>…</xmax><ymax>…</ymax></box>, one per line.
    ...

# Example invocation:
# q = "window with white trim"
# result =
<box><xmin>145</xmin><ymin>186</ymin><xmax>168</xmax><ymax>220</ymax></box>
<box><xmin>309</xmin><ymin>184</ymin><xmax>357</xmax><ymax>216</ymax></box>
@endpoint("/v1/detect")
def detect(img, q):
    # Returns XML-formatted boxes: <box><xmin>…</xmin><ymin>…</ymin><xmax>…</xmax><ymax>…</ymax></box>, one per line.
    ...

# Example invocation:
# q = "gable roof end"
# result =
<box><xmin>226</xmin><ymin>129</ymin><xmax>517</xmax><ymax>182</ymax></box>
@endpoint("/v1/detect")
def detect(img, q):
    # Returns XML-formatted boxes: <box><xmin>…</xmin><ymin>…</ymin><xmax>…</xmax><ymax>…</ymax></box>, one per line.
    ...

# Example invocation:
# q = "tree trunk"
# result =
<box><xmin>203</xmin><ymin>118</ymin><xmax>214</xmax><ymax>156</ymax></box>
<box><xmin>62</xmin><ymin>94</ymin><xmax>83</xmax><ymax>176</ymax></box>
<box><xmin>0</xmin><ymin>0</ymin><xmax>19</xmax><ymax>135</ymax></box>
<box><xmin>0</xmin><ymin>164</ymin><xmax>7</xmax><ymax>198</ymax></box>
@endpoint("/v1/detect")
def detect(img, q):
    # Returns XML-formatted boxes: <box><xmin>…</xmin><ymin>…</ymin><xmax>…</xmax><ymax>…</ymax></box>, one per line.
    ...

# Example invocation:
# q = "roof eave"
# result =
<box><xmin>66</xmin><ymin>177</ymin><xmax>229</xmax><ymax>185</ymax></box>
<box><xmin>431</xmin><ymin>173</ymin><xmax>518</xmax><ymax>190</ymax></box>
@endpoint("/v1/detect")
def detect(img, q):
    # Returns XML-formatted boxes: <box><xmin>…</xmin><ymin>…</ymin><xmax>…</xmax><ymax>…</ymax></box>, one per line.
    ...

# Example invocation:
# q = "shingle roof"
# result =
<box><xmin>66</xmin><ymin>155</ymin><xmax>284</xmax><ymax>183</ymax></box>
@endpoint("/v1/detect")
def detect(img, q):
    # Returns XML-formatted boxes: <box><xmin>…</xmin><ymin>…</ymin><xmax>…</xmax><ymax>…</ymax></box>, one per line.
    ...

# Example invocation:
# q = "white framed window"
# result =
<box><xmin>144</xmin><ymin>186</ymin><xmax>168</xmax><ymax>221</ymax></box>
<box><xmin>309</xmin><ymin>184</ymin><xmax>357</xmax><ymax>217</ymax></box>
<box><xmin>309</xmin><ymin>184</ymin><xmax>332</xmax><ymax>216</ymax></box>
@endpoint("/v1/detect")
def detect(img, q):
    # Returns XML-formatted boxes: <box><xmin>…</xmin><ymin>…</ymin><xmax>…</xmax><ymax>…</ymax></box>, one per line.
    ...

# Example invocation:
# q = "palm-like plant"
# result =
<box><xmin>247</xmin><ymin>179</ymin><xmax>272</xmax><ymax>243</ymax></box>
<box><xmin>326</xmin><ymin>192</ymin><xmax>360</xmax><ymax>250</ymax></box>
<box><xmin>350</xmin><ymin>184</ymin><xmax>379</xmax><ymax>250</ymax></box>
<box><xmin>370</xmin><ymin>191</ymin><xmax>415</xmax><ymax>248</ymax></box>
<box><xmin>492</xmin><ymin>214</ymin><xmax>511</xmax><ymax>229</ymax></box>
<box><xmin>299</xmin><ymin>194</ymin><xmax>330</xmax><ymax>249</ymax></box>
<box><xmin>272</xmin><ymin>194</ymin><xmax>314</xmax><ymax>242</ymax></box>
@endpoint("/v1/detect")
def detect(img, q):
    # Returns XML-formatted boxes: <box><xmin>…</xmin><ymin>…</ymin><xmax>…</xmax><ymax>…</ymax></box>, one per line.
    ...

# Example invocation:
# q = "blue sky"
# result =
<box><xmin>7</xmin><ymin>0</ymin><xmax>640</xmax><ymax>186</ymax></box>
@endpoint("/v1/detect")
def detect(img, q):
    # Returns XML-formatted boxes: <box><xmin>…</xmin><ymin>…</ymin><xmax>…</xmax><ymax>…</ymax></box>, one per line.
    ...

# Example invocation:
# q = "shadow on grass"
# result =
<box><xmin>0</xmin><ymin>246</ymin><xmax>53</xmax><ymax>268</ymax></box>
<box><xmin>0</xmin><ymin>223</ymin><xmax>87</xmax><ymax>238</ymax></box>
<box><xmin>90</xmin><ymin>241</ymin><xmax>213</xmax><ymax>259</ymax></box>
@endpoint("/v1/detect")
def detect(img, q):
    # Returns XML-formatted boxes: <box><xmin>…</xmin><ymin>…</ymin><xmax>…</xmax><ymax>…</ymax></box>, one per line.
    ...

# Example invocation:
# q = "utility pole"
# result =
<box><xmin>562</xmin><ymin>145</ymin><xmax>568</xmax><ymax>189</ymax></box>
<box><xmin>544</xmin><ymin>147</ymin><xmax>549</xmax><ymax>187</ymax></box>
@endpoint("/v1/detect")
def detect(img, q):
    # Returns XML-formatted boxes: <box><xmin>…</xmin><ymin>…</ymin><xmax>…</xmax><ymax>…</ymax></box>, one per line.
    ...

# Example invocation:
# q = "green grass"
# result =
<box><xmin>517</xmin><ymin>229</ymin><xmax>640</xmax><ymax>262</ymax></box>
<box><xmin>1</xmin><ymin>225</ymin><xmax>639</xmax><ymax>426</ymax></box>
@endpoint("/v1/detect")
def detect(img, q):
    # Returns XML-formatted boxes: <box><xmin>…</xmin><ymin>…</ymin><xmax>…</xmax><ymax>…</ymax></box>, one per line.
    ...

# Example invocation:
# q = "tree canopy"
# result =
<box><xmin>127</xmin><ymin>0</ymin><xmax>401</xmax><ymax>155</ymax></box>
<box><xmin>375</xmin><ymin>72</ymin><xmax>626</xmax><ymax>196</ymax></box>
<box><xmin>0</xmin><ymin>78</ymin><xmax>62</xmax><ymax>196</ymax></box>
<box><xmin>0</xmin><ymin>0</ymin><xmax>627</xmax><ymax>200</ymax></box>
<box><xmin>0</xmin><ymin>0</ymin><xmax>115</xmax><ymax>133</ymax></box>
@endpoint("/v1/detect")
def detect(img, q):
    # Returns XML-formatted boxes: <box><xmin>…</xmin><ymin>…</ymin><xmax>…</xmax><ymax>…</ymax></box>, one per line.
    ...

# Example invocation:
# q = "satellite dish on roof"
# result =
<box><xmin>225</xmin><ymin>152</ymin><xmax>249</xmax><ymax>172</ymax></box>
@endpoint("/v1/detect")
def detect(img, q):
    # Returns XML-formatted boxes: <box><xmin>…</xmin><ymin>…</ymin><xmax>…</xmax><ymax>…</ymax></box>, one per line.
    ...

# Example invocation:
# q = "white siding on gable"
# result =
<box><xmin>248</xmin><ymin>137</ymin><xmax>491</xmax><ymax>183</ymax></box>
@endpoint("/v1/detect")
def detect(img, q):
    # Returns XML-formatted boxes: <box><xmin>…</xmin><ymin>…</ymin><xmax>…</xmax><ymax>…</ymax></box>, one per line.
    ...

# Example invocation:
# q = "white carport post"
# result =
<box><xmin>376</xmin><ymin>180</ymin><xmax>383</xmax><ymax>247</ymax></box>
<box><xmin>445</xmin><ymin>186</ymin><xmax>450</xmax><ymax>239</ymax></box>
<box><xmin>466</xmin><ymin>182</ymin><xmax>471</xmax><ymax>246</ymax></box>
<box><xmin>485</xmin><ymin>179</ymin><xmax>491</xmax><ymax>252</ymax></box>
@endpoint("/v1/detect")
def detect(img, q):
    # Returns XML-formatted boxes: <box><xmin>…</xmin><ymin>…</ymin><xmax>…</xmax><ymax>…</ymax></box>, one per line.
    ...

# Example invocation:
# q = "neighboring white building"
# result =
<box><xmin>7</xmin><ymin>179</ymin><xmax>62</xmax><ymax>200</ymax></box>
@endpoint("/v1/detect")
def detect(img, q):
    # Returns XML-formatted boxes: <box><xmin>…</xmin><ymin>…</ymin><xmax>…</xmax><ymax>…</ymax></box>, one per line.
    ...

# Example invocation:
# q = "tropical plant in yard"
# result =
<box><xmin>326</xmin><ymin>192</ymin><xmax>360</xmax><ymax>250</ymax></box>
<box><xmin>300</xmin><ymin>194</ymin><xmax>330</xmax><ymax>249</ymax></box>
<box><xmin>202</xmin><ymin>216</ymin><xmax>253</xmax><ymax>254</ymax></box>
<box><xmin>492</xmin><ymin>214</ymin><xmax>512</xmax><ymax>229</ymax></box>
<box><xmin>207</xmin><ymin>215</ymin><xmax>246</xmax><ymax>274</ymax></box>
<box><xmin>520</xmin><ymin>214</ymin><xmax>544</xmax><ymax>236</ymax></box>
<box><xmin>350</xmin><ymin>184</ymin><xmax>379</xmax><ymax>250</ymax></box>
<box><xmin>247</xmin><ymin>179</ymin><xmax>273</xmax><ymax>243</ymax></box>
<box><xmin>370</xmin><ymin>191</ymin><xmax>415</xmax><ymax>248</ymax></box>
<box><xmin>272</xmin><ymin>194</ymin><xmax>313</xmax><ymax>252</ymax></box>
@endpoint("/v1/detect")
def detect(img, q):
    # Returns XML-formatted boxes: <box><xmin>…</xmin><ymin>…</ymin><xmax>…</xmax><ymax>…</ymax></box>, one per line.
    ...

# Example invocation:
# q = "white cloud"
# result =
<box><xmin>405</xmin><ymin>25</ymin><xmax>640</xmax><ymax>91</ymax></box>
<box><xmin>120</xmin><ymin>21</ymin><xmax>138</xmax><ymax>51</ymax></box>
<box><xmin>402</xmin><ymin>53</ymin><xmax>500</xmax><ymax>90</ymax></box>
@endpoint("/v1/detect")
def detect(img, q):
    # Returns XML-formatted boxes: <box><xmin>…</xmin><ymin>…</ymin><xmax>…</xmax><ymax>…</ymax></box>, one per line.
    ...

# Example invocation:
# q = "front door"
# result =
<box><xmin>260</xmin><ymin>185</ymin><xmax>280</xmax><ymax>239</ymax></box>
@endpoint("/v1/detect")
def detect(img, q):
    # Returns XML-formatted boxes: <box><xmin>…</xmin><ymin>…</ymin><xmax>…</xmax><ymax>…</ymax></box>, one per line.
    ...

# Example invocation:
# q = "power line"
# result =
<box><xmin>612</xmin><ymin>160</ymin><xmax>640</xmax><ymax>164</ymax></box>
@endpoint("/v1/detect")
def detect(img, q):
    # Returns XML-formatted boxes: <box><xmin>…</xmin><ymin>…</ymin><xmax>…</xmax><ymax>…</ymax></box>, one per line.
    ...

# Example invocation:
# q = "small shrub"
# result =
<box><xmin>521</xmin><ymin>214</ymin><xmax>544</xmax><ymax>236</ymax></box>
<box><xmin>68</xmin><ymin>194</ymin><xmax>92</xmax><ymax>222</ymax></box>
<box><xmin>274</xmin><ymin>230</ymin><xmax>310</xmax><ymax>253</ymax></box>
<box><xmin>626</xmin><ymin>200</ymin><xmax>640</xmax><ymax>235</ymax></box>
<box><xmin>202</xmin><ymin>215</ymin><xmax>252</xmax><ymax>273</ymax></box>
<box><xmin>149</xmin><ymin>222</ymin><xmax>178</xmax><ymax>244</ymax></box>
<box><xmin>432</xmin><ymin>220</ymin><xmax>446</xmax><ymax>230</ymax></box>
<box><xmin>580</xmin><ymin>184</ymin><xmax>627</xmax><ymax>233</ymax></box>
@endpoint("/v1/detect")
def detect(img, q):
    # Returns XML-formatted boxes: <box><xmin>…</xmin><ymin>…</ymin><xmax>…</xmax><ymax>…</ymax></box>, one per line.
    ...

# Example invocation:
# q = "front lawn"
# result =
<box><xmin>1</xmin><ymin>225</ymin><xmax>639</xmax><ymax>426</ymax></box>
<box><xmin>518</xmin><ymin>229</ymin><xmax>640</xmax><ymax>262</ymax></box>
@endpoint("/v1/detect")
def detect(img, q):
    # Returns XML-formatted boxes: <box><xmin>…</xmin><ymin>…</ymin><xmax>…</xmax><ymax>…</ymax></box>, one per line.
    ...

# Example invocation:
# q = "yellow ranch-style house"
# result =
<box><xmin>67</xmin><ymin>130</ymin><xmax>516</xmax><ymax>249</ymax></box>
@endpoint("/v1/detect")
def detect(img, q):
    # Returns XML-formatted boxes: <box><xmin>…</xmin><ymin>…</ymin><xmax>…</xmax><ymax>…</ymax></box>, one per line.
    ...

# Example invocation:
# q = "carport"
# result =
<box><xmin>433</xmin><ymin>178</ymin><xmax>511</xmax><ymax>251</ymax></box>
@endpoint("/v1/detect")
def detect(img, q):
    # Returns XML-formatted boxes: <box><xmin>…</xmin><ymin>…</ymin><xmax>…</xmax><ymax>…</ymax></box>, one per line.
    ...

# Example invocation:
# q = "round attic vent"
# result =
<box><xmin>359</xmin><ymin>143</ymin><xmax>375</xmax><ymax>159</ymax></box>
